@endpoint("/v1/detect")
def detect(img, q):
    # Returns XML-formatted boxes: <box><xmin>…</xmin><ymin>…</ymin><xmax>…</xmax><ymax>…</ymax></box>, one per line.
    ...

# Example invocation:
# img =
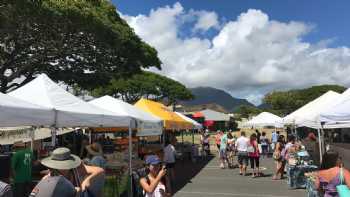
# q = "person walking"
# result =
<box><xmin>227</xmin><ymin>132</ymin><xmax>236</xmax><ymax>168</ymax></box>
<box><xmin>248</xmin><ymin>134</ymin><xmax>260</xmax><ymax>178</ymax></box>
<box><xmin>260</xmin><ymin>132</ymin><xmax>269</xmax><ymax>158</ymax></box>
<box><xmin>11</xmin><ymin>141</ymin><xmax>33</xmax><ymax>197</ymax></box>
<box><xmin>163</xmin><ymin>138</ymin><xmax>177</xmax><ymax>194</ymax></box>
<box><xmin>219</xmin><ymin>132</ymin><xmax>228</xmax><ymax>169</ymax></box>
<box><xmin>200</xmin><ymin>131</ymin><xmax>210</xmax><ymax>157</ymax></box>
<box><xmin>215</xmin><ymin>130</ymin><xmax>223</xmax><ymax>153</ymax></box>
<box><xmin>236</xmin><ymin>132</ymin><xmax>249</xmax><ymax>176</ymax></box>
<box><xmin>273</xmin><ymin>135</ymin><xmax>286</xmax><ymax>180</ymax></box>
<box><xmin>271</xmin><ymin>131</ymin><xmax>279</xmax><ymax>151</ymax></box>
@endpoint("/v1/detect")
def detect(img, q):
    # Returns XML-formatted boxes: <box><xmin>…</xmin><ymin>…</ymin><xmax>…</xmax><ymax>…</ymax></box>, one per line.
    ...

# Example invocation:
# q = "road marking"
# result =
<box><xmin>177</xmin><ymin>191</ymin><xmax>291</xmax><ymax>197</ymax></box>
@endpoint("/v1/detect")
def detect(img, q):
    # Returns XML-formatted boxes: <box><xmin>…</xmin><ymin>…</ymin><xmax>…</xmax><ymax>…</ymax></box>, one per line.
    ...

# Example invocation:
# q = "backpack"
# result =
<box><xmin>132</xmin><ymin>168</ymin><xmax>150</xmax><ymax>197</ymax></box>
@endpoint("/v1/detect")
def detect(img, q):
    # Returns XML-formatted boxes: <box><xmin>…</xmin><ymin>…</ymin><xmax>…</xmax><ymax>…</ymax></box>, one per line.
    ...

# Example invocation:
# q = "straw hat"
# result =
<box><xmin>86</xmin><ymin>143</ymin><xmax>103</xmax><ymax>156</ymax></box>
<box><xmin>41</xmin><ymin>147</ymin><xmax>81</xmax><ymax>170</ymax></box>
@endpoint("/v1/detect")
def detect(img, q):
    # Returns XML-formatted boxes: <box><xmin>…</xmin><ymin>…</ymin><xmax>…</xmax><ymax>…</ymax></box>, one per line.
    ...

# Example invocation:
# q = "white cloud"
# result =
<box><xmin>191</xmin><ymin>10</ymin><xmax>220</xmax><ymax>32</ymax></box>
<box><xmin>121</xmin><ymin>3</ymin><xmax>350</xmax><ymax>105</ymax></box>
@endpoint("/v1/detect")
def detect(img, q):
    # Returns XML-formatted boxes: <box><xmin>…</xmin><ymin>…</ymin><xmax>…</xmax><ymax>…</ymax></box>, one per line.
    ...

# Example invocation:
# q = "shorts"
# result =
<box><xmin>166</xmin><ymin>163</ymin><xmax>176</xmax><ymax>169</ymax></box>
<box><xmin>219</xmin><ymin>149</ymin><xmax>227</xmax><ymax>159</ymax></box>
<box><xmin>249</xmin><ymin>157</ymin><xmax>260</xmax><ymax>168</ymax></box>
<box><xmin>217</xmin><ymin>144</ymin><xmax>220</xmax><ymax>150</ymax></box>
<box><xmin>237</xmin><ymin>151</ymin><xmax>249</xmax><ymax>166</ymax></box>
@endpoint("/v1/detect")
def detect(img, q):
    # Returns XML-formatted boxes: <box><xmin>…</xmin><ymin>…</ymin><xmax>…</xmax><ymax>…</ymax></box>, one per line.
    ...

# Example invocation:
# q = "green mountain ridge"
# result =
<box><xmin>181</xmin><ymin>87</ymin><xmax>255</xmax><ymax>112</ymax></box>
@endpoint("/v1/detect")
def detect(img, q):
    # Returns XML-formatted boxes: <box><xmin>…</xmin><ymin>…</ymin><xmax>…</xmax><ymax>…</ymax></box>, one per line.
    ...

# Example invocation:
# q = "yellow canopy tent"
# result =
<box><xmin>134</xmin><ymin>98</ymin><xmax>193</xmax><ymax>130</ymax></box>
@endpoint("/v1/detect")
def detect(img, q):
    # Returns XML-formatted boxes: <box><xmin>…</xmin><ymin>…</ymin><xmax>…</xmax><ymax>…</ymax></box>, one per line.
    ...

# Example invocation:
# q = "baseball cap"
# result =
<box><xmin>145</xmin><ymin>155</ymin><xmax>161</xmax><ymax>165</ymax></box>
<box><xmin>29</xmin><ymin>176</ymin><xmax>76</xmax><ymax>197</ymax></box>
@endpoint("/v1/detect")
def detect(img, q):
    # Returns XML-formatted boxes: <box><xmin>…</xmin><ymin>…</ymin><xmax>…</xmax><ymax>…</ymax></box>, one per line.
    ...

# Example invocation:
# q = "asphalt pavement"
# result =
<box><xmin>173</xmin><ymin>154</ymin><xmax>306</xmax><ymax>197</ymax></box>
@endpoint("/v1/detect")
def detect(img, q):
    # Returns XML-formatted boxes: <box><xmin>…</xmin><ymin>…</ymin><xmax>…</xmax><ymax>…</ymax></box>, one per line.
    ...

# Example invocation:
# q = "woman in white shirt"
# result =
<box><xmin>140</xmin><ymin>155</ymin><xmax>170</xmax><ymax>197</ymax></box>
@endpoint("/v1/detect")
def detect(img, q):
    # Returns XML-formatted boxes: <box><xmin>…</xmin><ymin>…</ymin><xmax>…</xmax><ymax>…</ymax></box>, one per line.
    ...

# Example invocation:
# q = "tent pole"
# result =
<box><xmin>30</xmin><ymin>127</ymin><xmax>35</xmax><ymax>151</ymax></box>
<box><xmin>128</xmin><ymin>120</ymin><xmax>133</xmax><ymax>197</ymax></box>
<box><xmin>51</xmin><ymin>109</ymin><xmax>58</xmax><ymax>147</ymax></box>
<box><xmin>317</xmin><ymin>128</ymin><xmax>323</xmax><ymax>165</ymax></box>
<box><xmin>182</xmin><ymin>130</ymin><xmax>184</xmax><ymax>144</ymax></box>
<box><xmin>192</xmin><ymin>129</ymin><xmax>195</xmax><ymax>145</ymax></box>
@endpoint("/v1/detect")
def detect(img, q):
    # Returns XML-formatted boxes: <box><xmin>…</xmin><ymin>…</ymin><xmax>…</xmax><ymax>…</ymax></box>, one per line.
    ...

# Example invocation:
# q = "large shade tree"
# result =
<box><xmin>0</xmin><ymin>0</ymin><xmax>161</xmax><ymax>92</ymax></box>
<box><xmin>92</xmin><ymin>71</ymin><xmax>194</xmax><ymax>105</ymax></box>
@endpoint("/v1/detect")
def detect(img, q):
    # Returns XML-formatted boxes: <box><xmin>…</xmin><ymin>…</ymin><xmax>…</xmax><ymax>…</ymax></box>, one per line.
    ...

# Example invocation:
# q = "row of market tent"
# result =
<box><xmin>0</xmin><ymin>73</ymin><xmax>202</xmax><ymax>133</ymax></box>
<box><xmin>0</xmin><ymin>73</ymin><xmax>203</xmax><ymax>195</ymax></box>
<box><xmin>244</xmin><ymin>89</ymin><xmax>350</xmax><ymax>163</ymax></box>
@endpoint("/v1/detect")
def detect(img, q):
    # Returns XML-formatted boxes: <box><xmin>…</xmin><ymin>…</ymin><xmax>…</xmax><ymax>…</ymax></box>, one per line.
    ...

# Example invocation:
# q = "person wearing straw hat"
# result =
<box><xmin>85</xmin><ymin>143</ymin><xmax>106</xmax><ymax>169</ymax></box>
<box><xmin>40</xmin><ymin>147</ymin><xmax>105</xmax><ymax>197</ymax></box>
<box><xmin>11</xmin><ymin>141</ymin><xmax>33</xmax><ymax>197</ymax></box>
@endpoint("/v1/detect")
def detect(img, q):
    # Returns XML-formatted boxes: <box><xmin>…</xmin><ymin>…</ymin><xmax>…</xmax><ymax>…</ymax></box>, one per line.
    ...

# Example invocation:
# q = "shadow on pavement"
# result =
<box><xmin>173</xmin><ymin>155</ymin><xmax>215</xmax><ymax>194</ymax></box>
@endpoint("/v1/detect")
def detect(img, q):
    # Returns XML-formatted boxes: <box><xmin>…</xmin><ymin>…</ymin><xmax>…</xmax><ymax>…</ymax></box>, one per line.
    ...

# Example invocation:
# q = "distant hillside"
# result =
<box><xmin>181</xmin><ymin>87</ymin><xmax>254</xmax><ymax>112</ymax></box>
<box><xmin>180</xmin><ymin>103</ymin><xmax>228</xmax><ymax>113</ymax></box>
<box><xmin>257</xmin><ymin>103</ymin><xmax>271</xmax><ymax>109</ymax></box>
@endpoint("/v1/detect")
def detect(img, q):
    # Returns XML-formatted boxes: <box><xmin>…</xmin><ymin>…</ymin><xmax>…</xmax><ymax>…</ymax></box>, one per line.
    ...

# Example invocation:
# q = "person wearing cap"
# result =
<box><xmin>11</xmin><ymin>141</ymin><xmax>33</xmax><ymax>197</ymax></box>
<box><xmin>40</xmin><ymin>147</ymin><xmax>105</xmax><ymax>197</ymax></box>
<box><xmin>140</xmin><ymin>155</ymin><xmax>170</xmax><ymax>197</ymax></box>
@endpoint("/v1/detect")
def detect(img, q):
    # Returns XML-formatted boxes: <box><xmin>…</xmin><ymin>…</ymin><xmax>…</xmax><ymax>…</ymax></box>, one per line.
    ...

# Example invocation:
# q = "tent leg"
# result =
<box><xmin>128</xmin><ymin>121</ymin><xmax>133</xmax><ymax>197</ymax></box>
<box><xmin>51</xmin><ymin>127</ymin><xmax>57</xmax><ymax>147</ymax></box>
<box><xmin>192</xmin><ymin>130</ymin><xmax>195</xmax><ymax>145</ymax></box>
<box><xmin>30</xmin><ymin>127</ymin><xmax>35</xmax><ymax>151</ymax></box>
<box><xmin>317</xmin><ymin>128</ymin><xmax>323</xmax><ymax>165</ymax></box>
<box><xmin>182</xmin><ymin>130</ymin><xmax>184</xmax><ymax>143</ymax></box>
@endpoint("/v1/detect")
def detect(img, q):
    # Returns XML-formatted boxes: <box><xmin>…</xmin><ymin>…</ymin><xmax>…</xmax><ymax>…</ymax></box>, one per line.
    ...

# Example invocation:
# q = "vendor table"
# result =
<box><xmin>287</xmin><ymin>164</ymin><xmax>318</xmax><ymax>189</ymax></box>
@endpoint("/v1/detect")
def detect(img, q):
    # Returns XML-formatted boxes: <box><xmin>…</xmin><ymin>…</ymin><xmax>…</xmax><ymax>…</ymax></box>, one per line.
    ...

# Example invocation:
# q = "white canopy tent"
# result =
<box><xmin>283</xmin><ymin>91</ymin><xmax>340</xmax><ymax>128</ymax></box>
<box><xmin>0</xmin><ymin>92</ymin><xmax>54</xmax><ymax>127</ymax></box>
<box><xmin>283</xmin><ymin>90</ymin><xmax>340</xmax><ymax>164</ymax></box>
<box><xmin>8</xmin><ymin>74</ymin><xmax>135</xmax><ymax>195</ymax></box>
<box><xmin>8</xmin><ymin>74</ymin><xmax>131</xmax><ymax>128</ymax></box>
<box><xmin>320</xmin><ymin>89</ymin><xmax>350</xmax><ymax>128</ymax></box>
<box><xmin>175</xmin><ymin>112</ymin><xmax>203</xmax><ymax>130</ymax></box>
<box><xmin>244</xmin><ymin>112</ymin><xmax>283</xmax><ymax>128</ymax></box>
<box><xmin>89</xmin><ymin>95</ymin><xmax>163</xmax><ymax>136</ymax></box>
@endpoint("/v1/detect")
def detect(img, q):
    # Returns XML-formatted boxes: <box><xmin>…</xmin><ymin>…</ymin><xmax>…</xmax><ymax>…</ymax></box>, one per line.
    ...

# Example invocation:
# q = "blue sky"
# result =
<box><xmin>114</xmin><ymin>0</ymin><xmax>350</xmax><ymax>47</ymax></box>
<box><xmin>112</xmin><ymin>1</ymin><xmax>350</xmax><ymax>105</ymax></box>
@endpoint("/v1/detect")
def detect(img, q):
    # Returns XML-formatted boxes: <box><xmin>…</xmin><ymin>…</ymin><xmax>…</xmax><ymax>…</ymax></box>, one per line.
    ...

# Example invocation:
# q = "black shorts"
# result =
<box><xmin>166</xmin><ymin>163</ymin><xmax>176</xmax><ymax>169</ymax></box>
<box><xmin>217</xmin><ymin>144</ymin><xmax>220</xmax><ymax>150</ymax></box>
<box><xmin>237</xmin><ymin>151</ymin><xmax>249</xmax><ymax>166</ymax></box>
<box><xmin>249</xmin><ymin>157</ymin><xmax>260</xmax><ymax>168</ymax></box>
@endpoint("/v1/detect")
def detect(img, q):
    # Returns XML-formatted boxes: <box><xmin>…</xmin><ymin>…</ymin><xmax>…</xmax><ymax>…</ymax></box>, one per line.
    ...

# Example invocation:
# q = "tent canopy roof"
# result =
<box><xmin>89</xmin><ymin>96</ymin><xmax>163</xmax><ymax>136</ymax></box>
<box><xmin>0</xmin><ymin>93</ymin><xmax>54</xmax><ymax>127</ymax></box>
<box><xmin>89</xmin><ymin>96</ymin><xmax>161</xmax><ymax>123</ymax></box>
<box><xmin>200</xmin><ymin>109</ymin><xmax>230</xmax><ymax>121</ymax></box>
<box><xmin>320</xmin><ymin>89</ymin><xmax>350</xmax><ymax>127</ymax></box>
<box><xmin>283</xmin><ymin>91</ymin><xmax>340</xmax><ymax>128</ymax></box>
<box><xmin>134</xmin><ymin>98</ymin><xmax>192</xmax><ymax>130</ymax></box>
<box><xmin>245</xmin><ymin>112</ymin><xmax>282</xmax><ymax>128</ymax></box>
<box><xmin>9</xmin><ymin>74</ymin><xmax>131</xmax><ymax>128</ymax></box>
<box><xmin>175</xmin><ymin>112</ymin><xmax>202</xmax><ymax>130</ymax></box>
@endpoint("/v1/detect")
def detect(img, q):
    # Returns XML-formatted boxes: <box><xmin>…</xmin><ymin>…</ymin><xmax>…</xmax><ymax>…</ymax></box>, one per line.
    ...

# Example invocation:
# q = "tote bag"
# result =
<box><xmin>336</xmin><ymin>168</ymin><xmax>350</xmax><ymax>197</ymax></box>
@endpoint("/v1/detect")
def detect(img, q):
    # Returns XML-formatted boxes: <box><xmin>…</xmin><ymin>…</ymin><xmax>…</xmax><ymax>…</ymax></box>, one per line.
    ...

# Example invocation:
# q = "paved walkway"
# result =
<box><xmin>173</xmin><ymin>154</ymin><xmax>306</xmax><ymax>197</ymax></box>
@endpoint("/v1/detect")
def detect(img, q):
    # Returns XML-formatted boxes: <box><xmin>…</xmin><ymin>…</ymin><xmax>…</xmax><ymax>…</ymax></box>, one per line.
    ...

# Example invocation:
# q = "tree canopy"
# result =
<box><xmin>234</xmin><ymin>105</ymin><xmax>262</xmax><ymax>119</ymax></box>
<box><xmin>92</xmin><ymin>71</ymin><xmax>194</xmax><ymax>104</ymax></box>
<box><xmin>262</xmin><ymin>85</ymin><xmax>346</xmax><ymax>116</ymax></box>
<box><xmin>0</xmin><ymin>0</ymin><xmax>161</xmax><ymax>92</ymax></box>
